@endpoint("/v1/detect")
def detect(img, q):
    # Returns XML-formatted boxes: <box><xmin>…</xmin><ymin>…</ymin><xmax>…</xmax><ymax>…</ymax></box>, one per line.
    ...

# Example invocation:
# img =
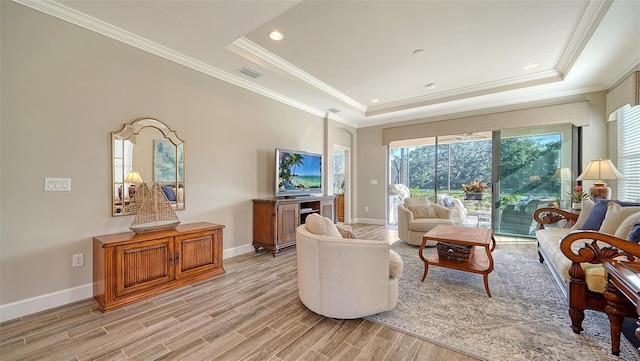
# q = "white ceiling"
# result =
<box><xmin>18</xmin><ymin>0</ymin><xmax>640</xmax><ymax>128</ymax></box>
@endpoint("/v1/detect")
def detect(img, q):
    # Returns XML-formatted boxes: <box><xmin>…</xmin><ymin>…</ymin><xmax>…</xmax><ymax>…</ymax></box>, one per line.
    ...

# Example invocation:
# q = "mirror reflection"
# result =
<box><xmin>112</xmin><ymin>118</ymin><xmax>185</xmax><ymax>216</ymax></box>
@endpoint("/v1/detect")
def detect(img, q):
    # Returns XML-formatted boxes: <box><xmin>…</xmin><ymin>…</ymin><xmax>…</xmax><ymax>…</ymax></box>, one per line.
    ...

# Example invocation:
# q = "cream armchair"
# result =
<box><xmin>296</xmin><ymin>214</ymin><xmax>403</xmax><ymax>319</ymax></box>
<box><xmin>398</xmin><ymin>197</ymin><xmax>454</xmax><ymax>246</ymax></box>
<box><xmin>436</xmin><ymin>193</ymin><xmax>467</xmax><ymax>224</ymax></box>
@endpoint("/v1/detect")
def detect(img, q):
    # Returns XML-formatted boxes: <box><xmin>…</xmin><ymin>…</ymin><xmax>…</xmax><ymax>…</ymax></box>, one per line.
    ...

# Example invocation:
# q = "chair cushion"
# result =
<box><xmin>404</xmin><ymin>198</ymin><xmax>429</xmax><ymax>208</ymax></box>
<box><xmin>337</xmin><ymin>224</ymin><xmax>358</xmax><ymax>239</ymax></box>
<box><xmin>582</xmin><ymin>200</ymin><xmax>640</xmax><ymax>231</ymax></box>
<box><xmin>600</xmin><ymin>202</ymin><xmax>640</xmax><ymax>235</ymax></box>
<box><xmin>161</xmin><ymin>185</ymin><xmax>176</xmax><ymax>201</ymax></box>
<box><xmin>408</xmin><ymin>206</ymin><xmax>436</xmax><ymax>219</ymax></box>
<box><xmin>537</xmin><ymin>228</ymin><xmax>606</xmax><ymax>293</ymax></box>
<box><xmin>615</xmin><ymin>213</ymin><xmax>640</xmax><ymax>239</ymax></box>
<box><xmin>305</xmin><ymin>213</ymin><xmax>342</xmax><ymax>238</ymax></box>
<box><xmin>443</xmin><ymin>196</ymin><xmax>455</xmax><ymax>207</ymax></box>
<box><xmin>628</xmin><ymin>221</ymin><xmax>640</xmax><ymax>243</ymax></box>
<box><xmin>389</xmin><ymin>250</ymin><xmax>403</xmax><ymax>277</ymax></box>
<box><xmin>581</xmin><ymin>200</ymin><xmax>613</xmax><ymax>230</ymax></box>
<box><xmin>571</xmin><ymin>199</ymin><xmax>595</xmax><ymax>230</ymax></box>
<box><xmin>409</xmin><ymin>218</ymin><xmax>453</xmax><ymax>232</ymax></box>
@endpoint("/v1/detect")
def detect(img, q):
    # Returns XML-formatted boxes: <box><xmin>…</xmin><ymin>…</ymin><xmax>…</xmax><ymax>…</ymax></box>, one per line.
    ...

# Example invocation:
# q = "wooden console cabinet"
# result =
<box><xmin>253</xmin><ymin>196</ymin><xmax>336</xmax><ymax>256</ymax></box>
<box><xmin>93</xmin><ymin>222</ymin><xmax>224</xmax><ymax>311</ymax></box>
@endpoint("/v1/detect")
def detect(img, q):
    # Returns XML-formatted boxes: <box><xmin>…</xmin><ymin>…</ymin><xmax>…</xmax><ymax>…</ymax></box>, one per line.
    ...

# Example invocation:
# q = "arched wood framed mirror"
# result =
<box><xmin>112</xmin><ymin>118</ymin><xmax>185</xmax><ymax>216</ymax></box>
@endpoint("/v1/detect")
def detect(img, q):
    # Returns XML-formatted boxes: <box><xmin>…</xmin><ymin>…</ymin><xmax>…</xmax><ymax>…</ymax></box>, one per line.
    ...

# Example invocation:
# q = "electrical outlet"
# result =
<box><xmin>365</xmin><ymin>206</ymin><xmax>369</xmax><ymax>212</ymax></box>
<box><xmin>72</xmin><ymin>253</ymin><xmax>84</xmax><ymax>268</ymax></box>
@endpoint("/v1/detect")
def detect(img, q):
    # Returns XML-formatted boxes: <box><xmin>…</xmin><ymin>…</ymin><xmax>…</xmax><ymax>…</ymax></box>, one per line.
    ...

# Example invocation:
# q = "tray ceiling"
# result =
<box><xmin>16</xmin><ymin>0</ymin><xmax>640</xmax><ymax>127</ymax></box>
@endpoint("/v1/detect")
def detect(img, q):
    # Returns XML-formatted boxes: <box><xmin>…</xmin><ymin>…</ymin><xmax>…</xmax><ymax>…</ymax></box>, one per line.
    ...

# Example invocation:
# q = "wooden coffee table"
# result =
<box><xmin>419</xmin><ymin>225</ymin><xmax>496</xmax><ymax>297</ymax></box>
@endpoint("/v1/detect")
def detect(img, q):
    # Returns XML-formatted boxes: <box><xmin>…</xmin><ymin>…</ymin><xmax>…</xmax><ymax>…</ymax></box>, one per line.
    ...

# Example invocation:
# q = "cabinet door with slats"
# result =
<box><xmin>278</xmin><ymin>203</ymin><xmax>299</xmax><ymax>242</ymax></box>
<box><xmin>175</xmin><ymin>230</ymin><xmax>220</xmax><ymax>279</ymax></box>
<box><xmin>115</xmin><ymin>237</ymin><xmax>174</xmax><ymax>297</ymax></box>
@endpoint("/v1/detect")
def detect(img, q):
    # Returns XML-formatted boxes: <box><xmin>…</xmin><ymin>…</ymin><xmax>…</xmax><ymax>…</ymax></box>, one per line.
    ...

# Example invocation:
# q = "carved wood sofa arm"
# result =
<box><xmin>559</xmin><ymin>230</ymin><xmax>640</xmax><ymax>265</ymax></box>
<box><xmin>533</xmin><ymin>207</ymin><xmax>579</xmax><ymax>230</ymax></box>
<box><xmin>558</xmin><ymin>230</ymin><xmax>640</xmax><ymax>333</ymax></box>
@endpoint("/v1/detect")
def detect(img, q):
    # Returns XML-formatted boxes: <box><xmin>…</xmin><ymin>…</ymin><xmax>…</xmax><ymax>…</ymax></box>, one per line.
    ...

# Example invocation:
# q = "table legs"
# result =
<box><xmin>421</xmin><ymin>263</ymin><xmax>429</xmax><ymax>282</ymax></box>
<box><xmin>418</xmin><ymin>236</ymin><xmax>429</xmax><ymax>282</ymax></box>
<box><xmin>483</xmin><ymin>273</ymin><xmax>492</xmax><ymax>298</ymax></box>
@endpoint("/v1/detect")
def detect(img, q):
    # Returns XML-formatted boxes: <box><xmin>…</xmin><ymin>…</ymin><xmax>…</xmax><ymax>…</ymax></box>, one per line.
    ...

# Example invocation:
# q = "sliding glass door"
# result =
<box><xmin>494</xmin><ymin>124</ymin><xmax>575</xmax><ymax>237</ymax></box>
<box><xmin>388</xmin><ymin>124</ymin><xmax>575</xmax><ymax>238</ymax></box>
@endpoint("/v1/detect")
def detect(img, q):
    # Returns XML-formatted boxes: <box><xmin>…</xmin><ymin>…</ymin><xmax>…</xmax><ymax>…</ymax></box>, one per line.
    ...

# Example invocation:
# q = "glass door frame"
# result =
<box><xmin>492</xmin><ymin>124</ymin><xmax>577</xmax><ymax>237</ymax></box>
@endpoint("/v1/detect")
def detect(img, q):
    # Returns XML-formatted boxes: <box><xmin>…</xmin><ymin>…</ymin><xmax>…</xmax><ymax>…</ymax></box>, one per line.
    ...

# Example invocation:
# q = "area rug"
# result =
<box><xmin>365</xmin><ymin>241</ymin><xmax>639</xmax><ymax>361</ymax></box>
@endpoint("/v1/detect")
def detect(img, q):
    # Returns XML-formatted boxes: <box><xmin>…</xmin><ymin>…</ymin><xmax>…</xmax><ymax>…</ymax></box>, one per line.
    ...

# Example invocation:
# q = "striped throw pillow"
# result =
<box><xmin>409</xmin><ymin>206</ymin><xmax>436</xmax><ymax>219</ymax></box>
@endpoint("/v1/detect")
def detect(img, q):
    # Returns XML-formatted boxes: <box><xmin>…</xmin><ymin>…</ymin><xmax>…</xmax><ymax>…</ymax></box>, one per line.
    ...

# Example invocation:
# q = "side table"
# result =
<box><xmin>602</xmin><ymin>259</ymin><xmax>640</xmax><ymax>356</ymax></box>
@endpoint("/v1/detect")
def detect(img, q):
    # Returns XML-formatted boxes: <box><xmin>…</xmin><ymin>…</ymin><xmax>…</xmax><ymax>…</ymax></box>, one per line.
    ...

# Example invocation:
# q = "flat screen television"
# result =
<box><xmin>276</xmin><ymin>148</ymin><xmax>323</xmax><ymax>197</ymax></box>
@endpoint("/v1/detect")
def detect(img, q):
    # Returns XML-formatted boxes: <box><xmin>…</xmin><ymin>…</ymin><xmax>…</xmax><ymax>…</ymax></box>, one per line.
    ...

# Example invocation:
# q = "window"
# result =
<box><xmin>617</xmin><ymin>104</ymin><xmax>640</xmax><ymax>201</ymax></box>
<box><xmin>114</xmin><ymin>139</ymin><xmax>134</xmax><ymax>198</ymax></box>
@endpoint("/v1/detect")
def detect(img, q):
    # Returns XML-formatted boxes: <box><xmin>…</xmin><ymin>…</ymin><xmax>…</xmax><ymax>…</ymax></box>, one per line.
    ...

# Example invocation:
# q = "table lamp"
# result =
<box><xmin>575</xmin><ymin>159</ymin><xmax>624</xmax><ymax>201</ymax></box>
<box><xmin>125</xmin><ymin>171</ymin><xmax>144</xmax><ymax>200</ymax></box>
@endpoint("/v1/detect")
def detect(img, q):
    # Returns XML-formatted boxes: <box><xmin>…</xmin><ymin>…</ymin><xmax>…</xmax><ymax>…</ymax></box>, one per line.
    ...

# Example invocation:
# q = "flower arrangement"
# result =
<box><xmin>461</xmin><ymin>181</ymin><xmax>489</xmax><ymax>193</ymax></box>
<box><xmin>567</xmin><ymin>185</ymin><xmax>589</xmax><ymax>202</ymax></box>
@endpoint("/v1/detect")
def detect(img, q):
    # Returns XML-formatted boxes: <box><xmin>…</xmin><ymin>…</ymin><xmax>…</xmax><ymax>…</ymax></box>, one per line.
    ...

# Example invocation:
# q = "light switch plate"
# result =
<box><xmin>45</xmin><ymin>177</ymin><xmax>71</xmax><ymax>191</ymax></box>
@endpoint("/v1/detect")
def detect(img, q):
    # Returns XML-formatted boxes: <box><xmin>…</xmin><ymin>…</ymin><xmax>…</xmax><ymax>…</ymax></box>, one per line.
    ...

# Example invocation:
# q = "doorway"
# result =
<box><xmin>333</xmin><ymin>146</ymin><xmax>349</xmax><ymax>223</ymax></box>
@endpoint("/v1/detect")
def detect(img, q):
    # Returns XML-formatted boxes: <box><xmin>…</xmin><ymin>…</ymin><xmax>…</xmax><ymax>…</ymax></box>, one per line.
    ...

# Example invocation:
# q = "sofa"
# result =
<box><xmin>296</xmin><ymin>213</ymin><xmax>403</xmax><ymax>319</ymax></box>
<box><xmin>398</xmin><ymin>197</ymin><xmax>454</xmax><ymax>246</ymax></box>
<box><xmin>436</xmin><ymin>194</ymin><xmax>467</xmax><ymax>224</ymax></box>
<box><xmin>534</xmin><ymin>199</ymin><xmax>640</xmax><ymax>338</ymax></box>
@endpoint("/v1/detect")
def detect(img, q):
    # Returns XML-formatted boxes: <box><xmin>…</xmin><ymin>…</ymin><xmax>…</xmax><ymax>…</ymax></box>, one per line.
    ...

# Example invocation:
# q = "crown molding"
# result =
<box><xmin>357</xmin><ymin>83</ymin><xmax>605</xmax><ymax>129</ymax></box>
<box><xmin>365</xmin><ymin>69</ymin><xmax>563</xmax><ymax>117</ymax></box>
<box><xmin>13</xmin><ymin>0</ymin><xmax>331</xmax><ymax>120</ymax></box>
<box><xmin>230</xmin><ymin>37</ymin><xmax>367</xmax><ymax>113</ymax></box>
<box><xmin>556</xmin><ymin>0</ymin><xmax>614</xmax><ymax>75</ymax></box>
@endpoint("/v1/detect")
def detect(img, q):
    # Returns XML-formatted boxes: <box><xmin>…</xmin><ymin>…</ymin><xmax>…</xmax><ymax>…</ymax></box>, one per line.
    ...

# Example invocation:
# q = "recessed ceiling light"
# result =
<box><xmin>425</xmin><ymin>83</ymin><xmax>436</xmax><ymax>89</ymax></box>
<box><xmin>523</xmin><ymin>63</ymin><xmax>538</xmax><ymax>70</ymax></box>
<box><xmin>412</xmin><ymin>49</ymin><xmax>425</xmax><ymax>56</ymax></box>
<box><xmin>371</xmin><ymin>99</ymin><xmax>380</xmax><ymax>103</ymax></box>
<box><xmin>269</xmin><ymin>30</ymin><xmax>283</xmax><ymax>41</ymax></box>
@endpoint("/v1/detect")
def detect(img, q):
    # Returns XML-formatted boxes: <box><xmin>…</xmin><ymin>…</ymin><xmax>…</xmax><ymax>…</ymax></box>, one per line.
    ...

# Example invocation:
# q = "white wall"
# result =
<box><xmin>0</xmin><ymin>1</ymin><xmax>327</xmax><ymax>318</ymax></box>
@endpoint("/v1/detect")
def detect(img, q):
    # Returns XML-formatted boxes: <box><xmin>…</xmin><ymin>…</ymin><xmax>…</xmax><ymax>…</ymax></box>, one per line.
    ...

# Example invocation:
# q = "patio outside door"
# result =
<box><xmin>494</xmin><ymin>124</ymin><xmax>575</xmax><ymax>237</ymax></box>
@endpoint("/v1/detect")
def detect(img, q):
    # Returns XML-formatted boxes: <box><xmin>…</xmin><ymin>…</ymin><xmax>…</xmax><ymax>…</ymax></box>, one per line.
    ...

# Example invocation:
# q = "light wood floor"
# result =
<box><xmin>0</xmin><ymin>225</ymin><xmax>536</xmax><ymax>361</ymax></box>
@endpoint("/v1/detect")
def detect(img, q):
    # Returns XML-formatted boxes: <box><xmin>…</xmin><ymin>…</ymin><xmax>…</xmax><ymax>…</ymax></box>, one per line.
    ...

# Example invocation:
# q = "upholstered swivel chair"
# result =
<box><xmin>398</xmin><ymin>197</ymin><xmax>454</xmax><ymax>246</ymax></box>
<box><xmin>296</xmin><ymin>214</ymin><xmax>403</xmax><ymax>319</ymax></box>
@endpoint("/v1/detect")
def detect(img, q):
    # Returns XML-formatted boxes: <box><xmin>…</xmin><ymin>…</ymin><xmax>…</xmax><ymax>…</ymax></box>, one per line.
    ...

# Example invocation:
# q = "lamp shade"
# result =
<box><xmin>576</xmin><ymin>159</ymin><xmax>624</xmax><ymax>201</ymax></box>
<box><xmin>125</xmin><ymin>171</ymin><xmax>144</xmax><ymax>184</ymax></box>
<box><xmin>576</xmin><ymin>159</ymin><xmax>624</xmax><ymax>181</ymax></box>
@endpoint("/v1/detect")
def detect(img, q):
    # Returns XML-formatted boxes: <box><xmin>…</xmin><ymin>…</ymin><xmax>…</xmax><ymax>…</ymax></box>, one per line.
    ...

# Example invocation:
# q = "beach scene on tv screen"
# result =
<box><xmin>278</xmin><ymin>152</ymin><xmax>322</xmax><ymax>192</ymax></box>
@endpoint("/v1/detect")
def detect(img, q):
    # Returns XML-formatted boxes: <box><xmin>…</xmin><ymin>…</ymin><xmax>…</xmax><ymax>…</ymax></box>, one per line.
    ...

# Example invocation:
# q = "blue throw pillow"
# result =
<box><xmin>628</xmin><ymin>221</ymin><xmax>640</xmax><ymax>243</ymax></box>
<box><xmin>161</xmin><ymin>185</ymin><xmax>176</xmax><ymax>201</ymax></box>
<box><xmin>443</xmin><ymin>196</ymin><xmax>455</xmax><ymax>207</ymax></box>
<box><xmin>580</xmin><ymin>200</ymin><xmax>611</xmax><ymax>230</ymax></box>
<box><xmin>581</xmin><ymin>200</ymin><xmax>640</xmax><ymax>231</ymax></box>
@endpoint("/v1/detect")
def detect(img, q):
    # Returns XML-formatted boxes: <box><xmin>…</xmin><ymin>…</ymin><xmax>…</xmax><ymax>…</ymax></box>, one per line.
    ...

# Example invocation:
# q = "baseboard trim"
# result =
<box><xmin>0</xmin><ymin>283</ymin><xmax>93</xmax><ymax>323</ymax></box>
<box><xmin>352</xmin><ymin>218</ymin><xmax>386</xmax><ymax>225</ymax></box>
<box><xmin>223</xmin><ymin>243</ymin><xmax>255</xmax><ymax>259</ymax></box>
<box><xmin>0</xmin><ymin>243</ymin><xmax>256</xmax><ymax>323</ymax></box>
